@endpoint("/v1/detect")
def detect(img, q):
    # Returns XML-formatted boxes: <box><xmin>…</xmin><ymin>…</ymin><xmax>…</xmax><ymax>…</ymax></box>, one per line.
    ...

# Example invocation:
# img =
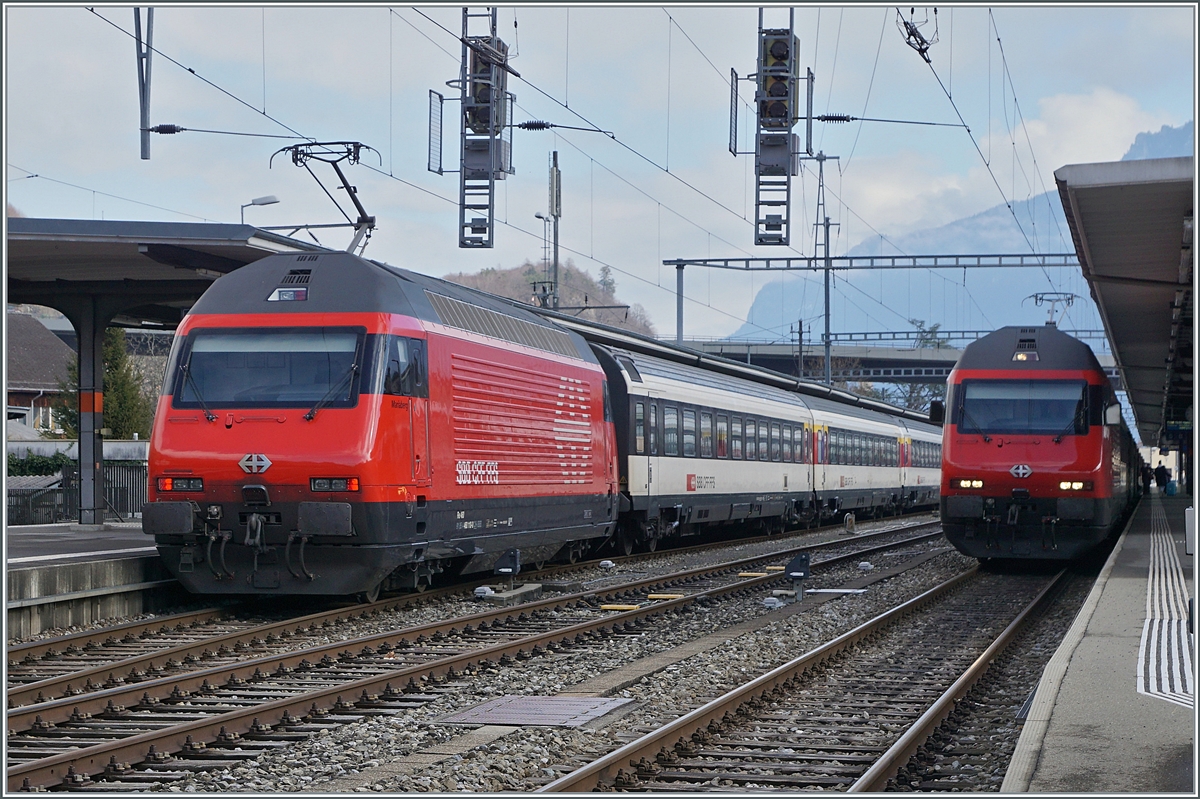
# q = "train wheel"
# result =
<box><xmin>534</xmin><ymin>560</ymin><xmax>547</xmax><ymax>571</ymax></box>
<box><xmin>357</xmin><ymin>582</ymin><xmax>381</xmax><ymax>604</ymax></box>
<box><xmin>645</xmin><ymin>536</ymin><xmax>658</xmax><ymax>553</ymax></box>
<box><xmin>618</xmin><ymin>528</ymin><xmax>635</xmax><ymax>557</ymax></box>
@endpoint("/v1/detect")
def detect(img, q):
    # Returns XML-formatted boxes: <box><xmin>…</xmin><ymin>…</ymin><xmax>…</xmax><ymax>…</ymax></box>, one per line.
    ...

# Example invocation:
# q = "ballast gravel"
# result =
<box><xmin>157</xmin><ymin>541</ymin><xmax>974</xmax><ymax>793</ymax></box>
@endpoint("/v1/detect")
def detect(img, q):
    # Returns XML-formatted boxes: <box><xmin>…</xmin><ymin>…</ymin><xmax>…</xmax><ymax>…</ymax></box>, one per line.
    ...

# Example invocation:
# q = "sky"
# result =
<box><xmin>4</xmin><ymin>3</ymin><xmax>1196</xmax><ymax>339</ymax></box>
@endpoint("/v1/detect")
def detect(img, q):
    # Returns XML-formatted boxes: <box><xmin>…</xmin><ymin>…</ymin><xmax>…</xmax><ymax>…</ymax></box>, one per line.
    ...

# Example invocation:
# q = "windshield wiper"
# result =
<box><xmin>180</xmin><ymin>361</ymin><xmax>216</xmax><ymax>422</ymax></box>
<box><xmin>304</xmin><ymin>364</ymin><xmax>358</xmax><ymax>421</ymax></box>
<box><xmin>1052</xmin><ymin>410</ymin><xmax>1084</xmax><ymax>443</ymax></box>
<box><xmin>959</xmin><ymin>406</ymin><xmax>992</xmax><ymax>443</ymax></box>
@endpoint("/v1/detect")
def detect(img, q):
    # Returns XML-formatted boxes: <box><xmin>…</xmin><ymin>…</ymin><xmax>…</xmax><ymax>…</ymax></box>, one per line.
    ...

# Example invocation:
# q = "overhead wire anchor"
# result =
<box><xmin>896</xmin><ymin>6</ymin><xmax>939</xmax><ymax>64</ymax></box>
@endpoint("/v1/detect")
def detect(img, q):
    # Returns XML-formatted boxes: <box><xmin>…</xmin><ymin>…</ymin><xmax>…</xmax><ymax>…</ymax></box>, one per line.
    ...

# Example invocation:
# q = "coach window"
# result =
<box><xmin>854</xmin><ymin>434</ymin><xmax>863</xmax><ymax>466</ymax></box>
<box><xmin>770</xmin><ymin>423</ymin><xmax>782</xmax><ymax>461</ymax></box>
<box><xmin>682</xmin><ymin>409</ymin><xmax>697</xmax><ymax>457</ymax></box>
<box><xmin>744</xmin><ymin>419</ymin><xmax>756</xmax><ymax>461</ymax></box>
<box><xmin>649</xmin><ymin>404</ymin><xmax>658</xmax><ymax>455</ymax></box>
<box><xmin>716</xmin><ymin>415</ymin><xmax>729</xmax><ymax>458</ymax></box>
<box><xmin>663</xmin><ymin>406</ymin><xmax>679</xmax><ymax>456</ymax></box>
<box><xmin>731</xmin><ymin>417</ymin><xmax>743</xmax><ymax>459</ymax></box>
<box><xmin>634</xmin><ymin>402</ymin><xmax>646</xmax><ymax>454</ymax></box>
<box><xmin>782</xmin><ymin>425</ymin><xmax>793</xmax><ymax>462</ymax></box>
<box><xmin>700</xmin><ymin>412</ymin><xmax>713</xmax><ymax>457</ymax></box>
<box><xmin>798</xmin><ymin>424</ymin><xmax>809</xmax><ymax>464</ymax></box>
<box><xmin>759</xmin><ymin>422</ymin><xmax>770</xmax><ymax>461</ymax></box>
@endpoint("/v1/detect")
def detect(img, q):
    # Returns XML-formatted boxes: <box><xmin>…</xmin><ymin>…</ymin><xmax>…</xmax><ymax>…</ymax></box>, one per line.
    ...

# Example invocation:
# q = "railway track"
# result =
<box><xmin>536</xmin><ymin>566</ymin><xmax>1066</xmax><ymax>792</ymax></box>
<box><xmin>7</xmin><ymin>517</ymin><xmax>938</xmax><ymax>708</ymax></box>
<box><xmin>6</xmin><ymin>523</ymin><xmax>943</xmax><ymax>791</ymax></box>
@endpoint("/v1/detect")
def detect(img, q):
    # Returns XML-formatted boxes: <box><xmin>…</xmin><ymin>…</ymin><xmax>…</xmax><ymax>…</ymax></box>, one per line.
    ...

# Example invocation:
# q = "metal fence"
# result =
<box><xmin>6</xmin><ymin>488</ymin><xmax>72</xmax><ymax>525</ymax></box>
<box><xmin>6</xmin><ymin>462</ymin><xmax>148</xmax><ymax>526</ymax></box>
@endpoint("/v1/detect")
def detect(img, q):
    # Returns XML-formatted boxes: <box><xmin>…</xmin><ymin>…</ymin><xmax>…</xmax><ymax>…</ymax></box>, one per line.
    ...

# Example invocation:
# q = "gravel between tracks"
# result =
<box><xmin>887</xmin><ymin>567</ymin><xmax>1098</xmax><ymax>792</ymax></box>
<box><xmin>157</xmin><ymin>541</ymin><xmax>972</xmax><ymax>793</ymax></box>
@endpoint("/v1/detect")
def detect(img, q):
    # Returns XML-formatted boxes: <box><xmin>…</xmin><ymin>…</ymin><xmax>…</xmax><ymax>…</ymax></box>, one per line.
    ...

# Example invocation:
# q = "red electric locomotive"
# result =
<box><xmin>939</xmin><ymin>324</ymin><xmax>1139</xmax><ymax>559</ymax></box>
<box><xmin>143</xmin><ymin>251</ymin><xmax>617</xmax><ymax>599</ymax></box>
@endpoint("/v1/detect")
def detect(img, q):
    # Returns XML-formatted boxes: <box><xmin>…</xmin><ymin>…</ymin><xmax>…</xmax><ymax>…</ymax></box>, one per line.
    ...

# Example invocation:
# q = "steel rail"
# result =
<box><xmin>7</xmin><ymin>607</ymin><xmax>231</xmax><ymax>661</ymax></box>
<box><xmin>537</xmin><ymin>567</ymin><xmax>978</xmax><ymax>792</ymax></box>
<box><xmin>7</xmin><ymin>531</ymin><xmax>942</xmax><ymax>790</ymax></box>
<box><xmin>8</xmin><ymin>526</ymin><xmax>941</xmax><ymax>728</ymax></box>
<box><xmin>847</xmin><ymin>568</ymin><xmax>1068</xmax><ymax>792</ymax></box>
<box><xmin>8</xmin><ymin>520</ymin><xmax>938</xmax><ymax>710</ymax></box>
<box><xmin>7</xmin><ymin>514</ymin><xmax>933</xmax><ymax>663</ymax></box>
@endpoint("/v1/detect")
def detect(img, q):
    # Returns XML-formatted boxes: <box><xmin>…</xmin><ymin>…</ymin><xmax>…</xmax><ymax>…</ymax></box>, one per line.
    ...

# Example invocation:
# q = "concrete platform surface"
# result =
<box><xmin>1005</xmin><ymin>493</ymin><xmax>1195</xmax><ymax>793</ymax></box>
<box><xmin>5</xmin><ymin>523</ymin><xmax>184</xmax><ymax>638</ymax></box>
<box><xmin>5</xmin><ymin>522</ymin><xmax>154</xmax><ymax>566</ymax></box>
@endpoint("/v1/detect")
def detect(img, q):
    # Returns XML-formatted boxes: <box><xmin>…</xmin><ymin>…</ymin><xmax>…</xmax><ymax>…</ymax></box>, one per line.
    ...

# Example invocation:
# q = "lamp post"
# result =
<box><xmin>534</xmin><ymin>212</ymin><xmax>550</xmax><ymax>277</ymax></box>
<box><xmin>241</xmin><ymin>195</ymin><xmax>279</xmax><ymax>224</ymax></box>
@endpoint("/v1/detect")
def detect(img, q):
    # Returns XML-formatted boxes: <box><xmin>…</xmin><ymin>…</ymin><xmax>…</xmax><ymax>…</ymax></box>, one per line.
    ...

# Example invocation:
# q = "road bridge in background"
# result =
<box><xmin>673</xmin><ymin>337</ymin><xmax>1118</xmax><ymax>386</ymax></box>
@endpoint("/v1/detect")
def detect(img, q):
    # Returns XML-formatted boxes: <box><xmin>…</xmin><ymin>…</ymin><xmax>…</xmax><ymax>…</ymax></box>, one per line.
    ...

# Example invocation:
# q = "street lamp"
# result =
<box><xmin>534</xmin><ymin>212</ymin><xmax>551</xmax><ymax>277</ymax></box>
<box><xmin>241</xmin><ymin>194</ymin><xmax>279</xmax><ymax>224</ymax></box>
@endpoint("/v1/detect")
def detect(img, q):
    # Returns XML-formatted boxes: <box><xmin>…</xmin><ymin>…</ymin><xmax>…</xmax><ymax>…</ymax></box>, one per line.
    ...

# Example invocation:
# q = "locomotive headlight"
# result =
<box><xmin>957</xmin><ymin>479</ymin><xmax>984</xmax><ymax>489</ymax></box>
<box><xmin>156</xmin><ymin>477</ymin><xmax>204</xmax><ymax>492</ymax></box>
<box><xmin>1059</xmin><ymin>481</ymin><xmax>1093</xmax><ymax>491</ymax></box>
<box><xmin>311</xmin><ymin>477</ymin><xmax>360</xmax><ymax>492</ymax></box>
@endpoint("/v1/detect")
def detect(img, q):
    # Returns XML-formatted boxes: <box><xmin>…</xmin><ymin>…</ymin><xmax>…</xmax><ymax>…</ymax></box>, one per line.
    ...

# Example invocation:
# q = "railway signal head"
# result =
<box><xmin>758</xmin><ymin>31</ymin><xmax>800</xmax><ymax>129</ymax></box>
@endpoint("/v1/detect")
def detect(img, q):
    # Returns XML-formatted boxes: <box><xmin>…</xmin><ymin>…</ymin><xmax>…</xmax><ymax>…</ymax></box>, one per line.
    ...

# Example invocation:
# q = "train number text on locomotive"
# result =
<box><xmin>456</xmin><ymin>460</ymin><xmax>500</xmax><ymax>485</ymax></box>
<box><xmin>686</xmin><ymin>474</ymin><xmax>716</xmax><ymax>491</ymax></box>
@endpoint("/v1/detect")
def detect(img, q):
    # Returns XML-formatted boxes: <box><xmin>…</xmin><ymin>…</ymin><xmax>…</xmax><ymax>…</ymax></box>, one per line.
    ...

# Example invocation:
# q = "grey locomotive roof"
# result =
<box><xmin>186</xmin><ymin>252</ymin><xmax>597</xmax><ymax>364</ymax></box>
<box><xmin>953</xmin><ymin>324</ymin><xmax>1104</xmax><ymax>373</ymax></box>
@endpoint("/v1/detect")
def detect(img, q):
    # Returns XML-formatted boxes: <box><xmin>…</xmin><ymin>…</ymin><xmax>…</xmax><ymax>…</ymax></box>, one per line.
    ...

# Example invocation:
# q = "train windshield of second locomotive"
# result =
<box><xmin>173</xmin><ymin>326</ymin><xmax>364</xmax><ymax>408</ymax></box>
<box><xmin>958</xmin><ymin>379</ymin><xmax>1088</xmax><ymax>436</ymax></box>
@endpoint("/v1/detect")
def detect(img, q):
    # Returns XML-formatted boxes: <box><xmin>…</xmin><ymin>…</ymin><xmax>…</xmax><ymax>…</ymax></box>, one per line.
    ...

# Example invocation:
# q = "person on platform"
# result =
<box><xmin>1154</xmin><ymin>462</ymin><xmax>1170</xmax><ymax>490</ymax></box>
<box><xmin>1141</xmin><ymin>465</ymin><xmax>1154</xmax><ymax>495</ymax></box>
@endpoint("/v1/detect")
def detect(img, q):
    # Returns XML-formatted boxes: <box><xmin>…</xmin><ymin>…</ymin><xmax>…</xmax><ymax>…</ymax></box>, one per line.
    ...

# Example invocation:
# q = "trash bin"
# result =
<box><xmin>1166</xmin><ymin>480</ymin><xmax>1178</xmax><ymax>496</ymax></box>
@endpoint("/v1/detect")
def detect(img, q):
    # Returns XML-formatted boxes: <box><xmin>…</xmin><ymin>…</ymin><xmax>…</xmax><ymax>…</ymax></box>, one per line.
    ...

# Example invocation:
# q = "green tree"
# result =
<box><xmin>598</xmin><ymin>265</ymin><xmax>616</xmax><ymax>296</ymax></box>
<box><xmin>54</xmin><ymin>328</ymin><xmax>155</xmax><ymax>440</ymax></box>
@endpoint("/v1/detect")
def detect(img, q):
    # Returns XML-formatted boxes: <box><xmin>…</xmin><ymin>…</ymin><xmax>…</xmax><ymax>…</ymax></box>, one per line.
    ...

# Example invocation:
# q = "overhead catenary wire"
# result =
<box><xmin>842</xmin><ymin>8</ymin><xmax>893</xmax><ymax>174</ymax></box>
<box><xmin>6</xmin><ymin>163</ymin><xmax>218</xmax><ymax>222</ymax></box>
<box><xmin>86</xmin><ymin>7</ymin><xmax>312</xmax><ymax>142</ymax></box>
<box><xmin>915</xmin><ymin>40</ymin><xmax>1060</xmax><ymax>300</ymax></box>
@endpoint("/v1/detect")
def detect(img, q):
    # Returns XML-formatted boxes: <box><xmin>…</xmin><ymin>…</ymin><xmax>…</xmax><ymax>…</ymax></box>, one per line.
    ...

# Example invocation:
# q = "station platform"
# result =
<box><xmin>5</xmin><ymin>522</ymin><xmax>186</xmax><ymax>639</ymax></box>
<box><xmin>1004</xmin><ymin>493</ymin><xmax>1195</xmax><ymax>793</ymax></box>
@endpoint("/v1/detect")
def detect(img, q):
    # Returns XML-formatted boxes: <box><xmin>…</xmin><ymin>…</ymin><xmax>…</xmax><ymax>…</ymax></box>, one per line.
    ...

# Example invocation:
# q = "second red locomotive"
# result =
<box><xmin>939</xmin><ymin>324</ymin><xmax>1139</xmax><ymax>559</ymax></box>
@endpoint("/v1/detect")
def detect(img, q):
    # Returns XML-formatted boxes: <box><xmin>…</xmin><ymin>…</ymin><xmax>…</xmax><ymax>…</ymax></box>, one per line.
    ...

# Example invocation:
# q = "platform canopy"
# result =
<box><xmin>1055</xmin><ymin>157</ymin><xmax>1193</xmax><ymax>449</ymax></box>
<box><xmin>7</xmin><ymin>217</ymin><xmax>328</xmax><ymax>326</ymax></box>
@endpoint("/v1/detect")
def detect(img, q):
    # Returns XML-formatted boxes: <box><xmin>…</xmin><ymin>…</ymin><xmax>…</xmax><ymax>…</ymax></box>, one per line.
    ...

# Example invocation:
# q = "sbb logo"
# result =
<box><xmin>687</xmin><ymin>474</ymin><xmax>696</xmax><ymax>492</ymax></box>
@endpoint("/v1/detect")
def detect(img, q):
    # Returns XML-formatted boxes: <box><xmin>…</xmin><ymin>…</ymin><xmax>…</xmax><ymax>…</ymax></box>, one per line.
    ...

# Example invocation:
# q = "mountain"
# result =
<box><xmin>728</xmin><ymin>121</ymin><xmax>1194</xmax><ymax>342</ymax></box>
<box><xmin>1122</xmin><ymin>121</ymin><xmax>1193</xmax><ymax>161</ymax></box>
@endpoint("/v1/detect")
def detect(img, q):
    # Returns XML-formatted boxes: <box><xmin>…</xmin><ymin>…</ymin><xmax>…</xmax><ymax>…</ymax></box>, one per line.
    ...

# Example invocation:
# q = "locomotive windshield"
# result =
<box><xmin>173</xmin><ymin>327</ymin><xmax>364</xmax><ymax>409</ymax></box>
<box><xmin>957</xmin><ymin>379</ymin><xmax>1088</xmax><ymax>436</ymax></box>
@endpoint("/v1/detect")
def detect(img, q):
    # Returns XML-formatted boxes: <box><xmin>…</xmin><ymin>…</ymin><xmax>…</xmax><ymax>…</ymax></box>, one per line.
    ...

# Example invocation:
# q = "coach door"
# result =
<box><xmin>632</xmin><ymin>398</ymin><xmax>657</xmax><ymax>498</ymax></box>
<box><xmin>408</xmin><ymin>340</ymin><xmax>430</xmax><ymax>486</ymax></box>
<box><xmin>384</xmin><ymin>336</ymin><xmax>431</xmax><ymax>487</ymax></box>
